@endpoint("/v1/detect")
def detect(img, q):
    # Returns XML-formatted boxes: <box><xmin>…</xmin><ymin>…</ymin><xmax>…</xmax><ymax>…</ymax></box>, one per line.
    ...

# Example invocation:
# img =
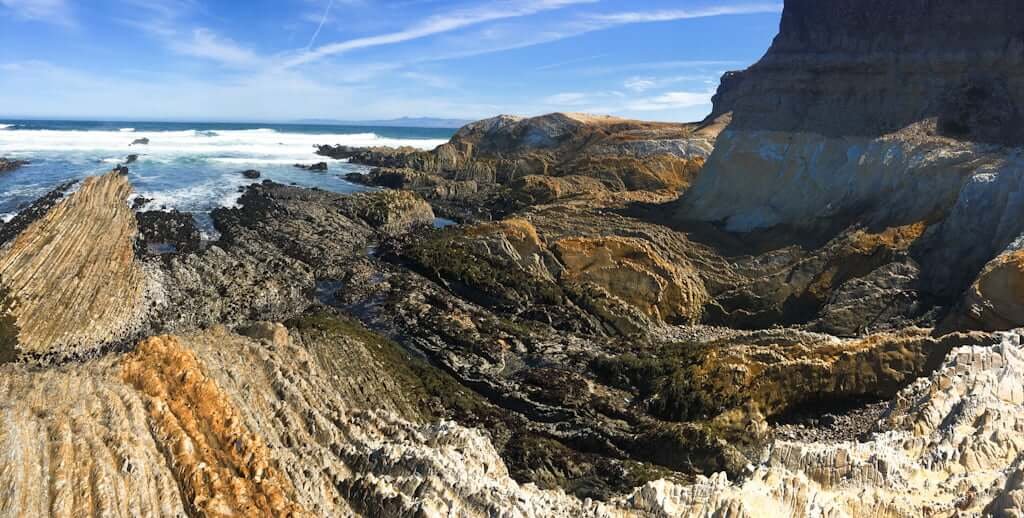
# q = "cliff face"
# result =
<box><xmin>677</xmin><ymin>0</ymin><xmax>1024</xmax><ymax>328</ymax></box>
<box><xmin>710</xmin><ymin>0</ymin><xmax>1024</xmax><ymax>144</ymax></box>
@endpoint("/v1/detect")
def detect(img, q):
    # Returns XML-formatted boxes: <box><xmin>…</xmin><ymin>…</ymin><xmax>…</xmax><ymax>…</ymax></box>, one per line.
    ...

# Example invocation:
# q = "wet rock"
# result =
<box><xmin>0</xmin><ymin>158</ymin><xmax>28</xmax><ymax>173</ymax></box>
<box><xmin>130</xmin><ymin>137</ymin><xmax>149</xmax><ymax>146</ymax></box>
<box><xmin>337</xmin><ymin>189</ymin><xmax>435</xmax><ymax>236</ymax></box>
<box><xmin>125</xmin><ymin>153</ymin><xmax>139</xmax><ymax>164</ymax></box>
<box><xmin>131</xmin><ymin>196</ymin><xmax>152</xmax><ymax>210</ymax></box>
<box><xmin>294</xmin><ymin>162</ymin><xmax>327</xmax><ymax>171</ymax></box>
<box><xmin>135</xmin><ymin>209</ymin><xmax>203</xmax><ymax>255</ymax></box>
<box><xmin>240</xmin><ymin>169</ymin><xmax>260</xmax><ymax>179</ymax></box>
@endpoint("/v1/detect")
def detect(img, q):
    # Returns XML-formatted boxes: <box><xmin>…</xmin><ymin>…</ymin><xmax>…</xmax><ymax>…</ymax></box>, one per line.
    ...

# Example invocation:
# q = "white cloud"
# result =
<box><xmin>589</xmin><ymin>3</ymin><xmax>783</xmax><ymax>24</ymax></box>
<box><xmin>170</xmin><ymin>28</ymin><xmax>263</xmax><ymax>68</ymax></box>
<box><xmin>283</xmin><ymin>0</ymin><xmax>597</xmax><ymax>68</ymax></box>
<box><xmin>627</xmin><ymin>90</ymin><xmax>716</xmax><ymax>111</ymax></box>
<box><xmin>624</xmin><ymin>77</ymin><xmax>657</xmax><ymax>92</ymax></box>
<box><xmin>0</xmin><ymin>0</ymin><xmax>73</xmax><ymax>26</ymax></box>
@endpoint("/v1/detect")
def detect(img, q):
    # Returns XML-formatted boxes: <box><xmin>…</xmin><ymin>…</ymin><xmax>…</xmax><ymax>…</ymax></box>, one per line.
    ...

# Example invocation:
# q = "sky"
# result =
<box><xmin>0</xmin><ymin>0</ymin><xmax>783</xmax><ymax>123</ymax></box>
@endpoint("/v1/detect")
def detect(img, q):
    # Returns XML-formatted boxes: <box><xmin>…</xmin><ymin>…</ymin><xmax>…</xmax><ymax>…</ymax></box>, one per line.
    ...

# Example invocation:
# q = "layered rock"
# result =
<box><xmin>674</xmin><ymin>0</ymin><xmax>1024</xmax><ymax>331</ymax></box>
<box><xmin>951</xmin><ymin>242</ymin><xmax>1024</xmax><ymax>330</ymax></box>
<box><xmin>707</xmin><ymin>0</ymin><xmax>1024</xmax><ymax>144</ymax></box>
<box><xmin>394</xmin><ymin>217</ymin><xmax>708</xmax><ymax>335</ymax></box>
<box><xmin>327</xmin><ymin>112</ymin><xmax>714</xmax><ymax>219</ymax></box>
<box><xmin>621</xmin><ymin>331</ymin><xmax>1024</xmax><ymax>517</ymax></box>
<box><xmin>0</xmin><ymin>172</ymin><xmax>150</xmax><ymax>359</ymax></box>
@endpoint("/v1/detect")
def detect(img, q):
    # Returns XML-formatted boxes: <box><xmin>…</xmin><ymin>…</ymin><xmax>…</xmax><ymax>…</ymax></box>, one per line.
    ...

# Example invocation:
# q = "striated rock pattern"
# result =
<box><xmin>0</xmin><ymin>172</ymin><xmax>149</xmax><ymax>358</ymax></box>
<box><xmin>553</xmin><ymin>236</ymin><xmax>708</xmax><ymax>325</ymax></box>
<box><xmin>621</xmin><ymin>331</ymin><xmax>1024</xmax><ymax>517</ymax></box>
<box><xmin>324</xmin><ymin>112</ymin><xmax>714</xmax><ymax>220</ymax></box>
<box><xmin>395</xmin><ymin>217</ymin><xmax>708</xmax><ymax>335</ymax></box>
<box><xmin>122</xmin><ymin>335</ymin><xmax>309</xmax><ymax>517</ymax></box>
<box><xmin>952</xmin><ymin>242</ymin><xmax>1024</xmax><ymax>331</ymax></box>
<box><xmin>674</xmin><ymin>0</ymin><xmax>1024</xmax><ymax>330</ymax></box>
<box><xmin>709</xmin><ymin>0</ymin><xmax>1024</xmax><ymax>144</ymax></box>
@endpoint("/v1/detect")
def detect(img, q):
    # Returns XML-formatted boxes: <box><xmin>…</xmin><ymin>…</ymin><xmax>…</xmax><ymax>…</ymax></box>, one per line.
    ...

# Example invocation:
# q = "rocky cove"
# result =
<box><xmin>3</xmin><ymin>1</ymin><xmax>1024</xmax><ymax>516</ymax></box>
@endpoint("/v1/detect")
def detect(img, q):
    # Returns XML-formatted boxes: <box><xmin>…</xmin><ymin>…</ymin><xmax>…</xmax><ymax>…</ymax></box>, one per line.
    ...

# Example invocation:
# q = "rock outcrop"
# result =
<box><xmin>0</xmin><ymin>172</ymin><xmax>150</xmax><ymax>359</ymax></box>
<box><xmin>0</xmin><ymin>158</ymin><xmax>28</xmax><ymax>173</ymax></box>
<box><xmin>325</xmin><ymin>112</ymin><xmax>714</xmax><ymax>219</ymax></box>
<box><xmin>394</xmin><ymin>217</ymin><xmax>707</xmax><ymax>335</ymax></box>
<box><xmin>707</xmin><ymin>0</ymin><xmax>1024</xmax><ymax>144</ymax></box>
<box><xmin>674</xmin><ymin>0</ymin><xmax>1024</xmax><ymax>332</ymax></box>
<box><xmin>951</xmin><ymin>243</ymin><xmax>1024</xmax><ymax>330</ymax></box>
<box><xmin>621</xmin><ymin>331</ymin><xmax>1024</xmax><ymax>517</ymax></box>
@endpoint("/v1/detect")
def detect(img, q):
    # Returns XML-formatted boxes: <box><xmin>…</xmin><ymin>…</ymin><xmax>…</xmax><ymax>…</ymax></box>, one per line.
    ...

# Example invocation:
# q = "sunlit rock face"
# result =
<box><xmin>0</xmin><ymin>172</ymin><xmax>152</xmax><ymax>360</ymax></box>
<box><xmin>618</xmin><ymin>331</ymin><xmax>1024</xmax><ymax>517</ymax></box>
<box><xmin>675</xmin><ymin>0</ymin><xmax>1024</xmax><ymax>327</ymax></box>
<box><xmin>708</xmin><ymin>0</ymin><xmax>1024</xmax><ymax>144</ymax></box>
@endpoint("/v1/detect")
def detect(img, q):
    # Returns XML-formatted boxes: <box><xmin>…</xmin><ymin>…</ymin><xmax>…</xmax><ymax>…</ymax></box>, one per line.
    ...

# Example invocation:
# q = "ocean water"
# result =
<box><xmin>0</xmin><ymin>119</ymin><xmax>452</xmax><ymax>235</ymax></box>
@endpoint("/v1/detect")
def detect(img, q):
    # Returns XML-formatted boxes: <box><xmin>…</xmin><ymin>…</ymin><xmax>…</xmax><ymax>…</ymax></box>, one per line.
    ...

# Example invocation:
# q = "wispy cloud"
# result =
<box><xmin>626</xmin><ymin>90</ymin><xmax>716</xmax><ymax>111</ymax></box>
<box><xmin>170</xmin><ymin>28</ymin><xmax>263</xmax><ymax>68</ymax></box>
<box><xmin>624</xmin><ymin>74</ymin><xmax>716</xmax><ymax>93</ymax></box>
<box><xmin>0</xmin><ymin>0</ymin><xmax>74</xmax><ymax>26</ymax></box>
<box><xmin>589</xmin><ymin>3</ymin><xmax>784</xmax><ymax>24</ymax></box>
<box><xmin>578</xmin><ymin>60</ymin><xmax>739</xmax><ymax>75</ymax></box>
<box><xmin>283</xmin><ymin>0</ymin><xmax>597</xmax><ymax>68</ymax></box>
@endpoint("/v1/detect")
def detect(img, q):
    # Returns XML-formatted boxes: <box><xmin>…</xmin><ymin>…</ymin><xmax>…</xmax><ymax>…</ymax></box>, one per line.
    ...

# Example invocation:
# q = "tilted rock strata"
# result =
<box><xmin>553</xmin><ymin>236</ymin><xmax>708</xmax><ymax>325</ymax></box>
<box><xmin>952</xmin><ymin>244</ymin><xmax>1024</xmax><ymax>330</ymax></box>
<box><xmin>0</xmin><ymin>172</ymin><xmax>149</xmax><ymax>358</ymax></box>
<box><xmin>325</xmin><ymin>112</ymin><xmax>713</xmax><ymax>219</ymax></box>
<box><xmin>121</xmin><ymin>335</ymin><xmax>309</xmax><ymax>517</ymax></box>
<box><xmin>709</xmin><ymin>0</ymin><xmax>1024</xmax><ymax>144</ymax></box>
<box><xmin>397</xmin><ymin>218</ymin><xmax>708</xmax><ymax>334</ymax></box>
<box><xmin>673</xmin><ymin>0</ymin><xmax>1024</xmax><ymax>332</ymax></box>
<box><xmin>621</xmin><ymin>331</ymin><xmax>1024</xmax><ymax>517</ymax></box>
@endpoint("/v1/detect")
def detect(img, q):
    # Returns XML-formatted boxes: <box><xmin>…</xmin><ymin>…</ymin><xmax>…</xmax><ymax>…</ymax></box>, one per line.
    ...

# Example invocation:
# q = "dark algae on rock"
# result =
<box><xmin>3</xmin><ymin>0</ymin><xmax>1024</xmax><ymax>515</ymax></box>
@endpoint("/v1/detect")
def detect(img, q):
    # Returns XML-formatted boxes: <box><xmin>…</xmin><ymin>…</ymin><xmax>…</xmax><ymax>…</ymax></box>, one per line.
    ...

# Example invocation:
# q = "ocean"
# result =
<box><xmin>0</xmin><ymin>119</ymin><xmax>453</xmax><ymax>236</ymax></box>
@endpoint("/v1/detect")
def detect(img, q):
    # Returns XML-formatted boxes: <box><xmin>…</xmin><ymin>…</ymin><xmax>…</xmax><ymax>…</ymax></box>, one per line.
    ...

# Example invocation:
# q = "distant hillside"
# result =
<box><xmin>296</xmin><ymin>117</ymin><xmax>472</xmax><ymax>129</ymax></box>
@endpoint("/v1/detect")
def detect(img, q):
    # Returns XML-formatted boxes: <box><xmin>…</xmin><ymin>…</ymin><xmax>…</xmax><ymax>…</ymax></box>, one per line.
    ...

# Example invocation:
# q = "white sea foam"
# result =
<box><xmin>119</xmin><ymin>128</ymin><xmax>135</xmax><ymax>132</ymax></box>
<box><xmin>0</xmin><ymin>128</ymin><xmax>446</xmax><ymax>160</ymax></box>
<box><xmin>0</xmin><ymin>124</ymin><xmax>13</xmax><ymax>130</ymax></box>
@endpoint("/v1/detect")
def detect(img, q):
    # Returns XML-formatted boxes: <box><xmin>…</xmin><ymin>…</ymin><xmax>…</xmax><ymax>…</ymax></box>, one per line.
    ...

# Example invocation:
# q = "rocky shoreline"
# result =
<box><xmin>1</xmin><ymin>0</ymin><xmax>1024</xmax><ymax>516</ymax></box>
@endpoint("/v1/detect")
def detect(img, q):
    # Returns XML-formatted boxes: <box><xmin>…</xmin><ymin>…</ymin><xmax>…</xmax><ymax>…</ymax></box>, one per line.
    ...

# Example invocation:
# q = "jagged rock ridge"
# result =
<box><xmin>0</xmin><ymin>172</ymin><xmax>150</xmax><ymax>359</ymax></box>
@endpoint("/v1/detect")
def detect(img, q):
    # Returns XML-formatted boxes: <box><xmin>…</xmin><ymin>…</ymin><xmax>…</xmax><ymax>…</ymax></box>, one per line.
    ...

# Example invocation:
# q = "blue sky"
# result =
<box><xmin>0</xmin><ymin>0</ymin><xmax>782</xmax><ymax>122</ymax></box>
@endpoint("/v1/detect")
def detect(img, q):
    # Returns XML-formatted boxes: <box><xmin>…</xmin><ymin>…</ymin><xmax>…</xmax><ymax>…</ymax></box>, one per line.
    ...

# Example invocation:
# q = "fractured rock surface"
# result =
<box><xmin>0</xmin><ymin>172</ymin><xmax>149</xmax><ymax>358</ymax></box>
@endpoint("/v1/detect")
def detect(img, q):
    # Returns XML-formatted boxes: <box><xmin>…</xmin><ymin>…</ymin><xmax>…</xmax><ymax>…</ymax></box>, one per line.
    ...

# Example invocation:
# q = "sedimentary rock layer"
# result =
<box><xmin>324</xmin><ymin>112</ymin><xmax>714</xmax><ymax>219</ymax></box>
<box><xmin>0</xmin><ymin>171</ymin><xmax>148</xmax><ymax>358</ymax></box>
<box><xmin>709</xmin><ymin>0</ymin><xmax>1024</xmax><ymax>144</ymax></box>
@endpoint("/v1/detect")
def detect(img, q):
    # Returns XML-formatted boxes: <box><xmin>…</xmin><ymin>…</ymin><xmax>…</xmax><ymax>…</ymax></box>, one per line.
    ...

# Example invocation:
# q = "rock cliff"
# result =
<box><xmin>2</xmin><ymin>0</ymin><xmax>1024</xmax><ymax>515</ymax></box>
<box><xmin>676</xmin><ymin>0</ymin><xmax>1024</xmax><ymax>331</ymax></box>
